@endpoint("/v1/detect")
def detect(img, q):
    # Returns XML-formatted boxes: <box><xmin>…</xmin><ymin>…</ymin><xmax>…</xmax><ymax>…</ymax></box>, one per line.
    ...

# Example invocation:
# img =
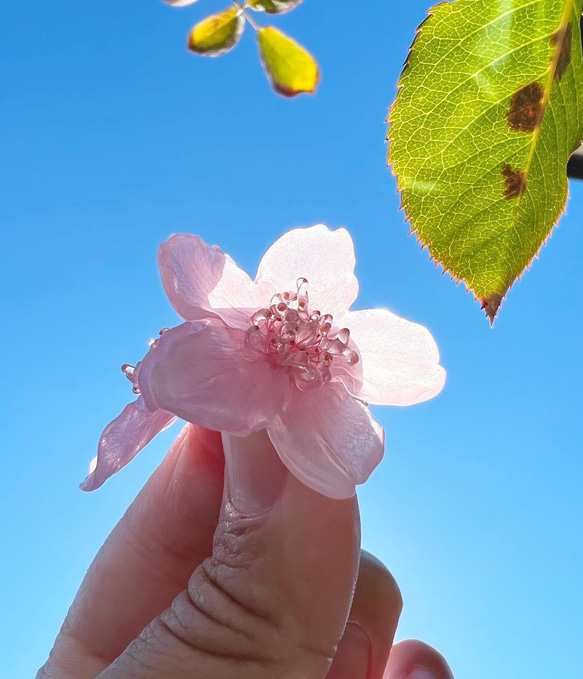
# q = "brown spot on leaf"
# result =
<box><xmin>481</xmin><ymin>293</ymin><xmax>503</xmax><ymax>325</ymax></box>
<box><xmin>506</xmin><ymin>82</ymin><xmax>544</xmax><ymax>133</ymax></box>
<box><xmin>552</xmin><ymin>22</ymin><xmax>573</xmax><ymax>81</ymax></box>
<box><xmin>502</xmin><ymin>164</ymin><xmax>526</xmax><ymax>198</ymax></box>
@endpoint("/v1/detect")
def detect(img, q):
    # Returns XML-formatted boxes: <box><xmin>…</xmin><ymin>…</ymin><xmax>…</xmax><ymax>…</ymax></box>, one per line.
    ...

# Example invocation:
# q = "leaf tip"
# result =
<box><xmin>257</xmin><ymin>25</ymin><xmax>319</xmax><ymax>97</ymax></box>
<box><xmin>481</xmin><ymin>293</ymin><xmax>503</xmax><ymax>326</ymax></box>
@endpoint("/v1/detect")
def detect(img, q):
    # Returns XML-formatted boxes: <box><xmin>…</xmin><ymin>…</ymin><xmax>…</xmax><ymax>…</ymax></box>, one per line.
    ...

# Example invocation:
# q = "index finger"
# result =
<box><xmin>40</xmin><ymin>423</ymin><xmax>224</xmax><ymax>677</ymax></box>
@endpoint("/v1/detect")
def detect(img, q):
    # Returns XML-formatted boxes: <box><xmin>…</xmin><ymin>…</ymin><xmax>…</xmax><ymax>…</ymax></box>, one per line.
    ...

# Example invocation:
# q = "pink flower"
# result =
<box><xmin>82</xmin><ymin>225</ymin><xmax>445</xmax><ymax>499</ymax></box>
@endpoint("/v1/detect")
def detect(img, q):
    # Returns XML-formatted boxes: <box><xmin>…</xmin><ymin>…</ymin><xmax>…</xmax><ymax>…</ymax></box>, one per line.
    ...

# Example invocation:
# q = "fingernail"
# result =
<box><xmin>327</xmin><ymin>622</ymin><xmax>371</xmax><ymax>679</ymax></box>
<box><xmin>222</xmin><ymin>430</ymin><xmax>286</xmax><ymax>515</ymax></box>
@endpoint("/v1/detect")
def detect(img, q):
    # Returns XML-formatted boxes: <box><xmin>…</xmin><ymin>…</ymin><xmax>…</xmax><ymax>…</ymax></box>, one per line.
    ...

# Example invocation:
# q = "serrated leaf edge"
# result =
<box><xmin>386</xmin><ymin>0</ymin><xmax>578</xmax><ymax>324</ymax></box>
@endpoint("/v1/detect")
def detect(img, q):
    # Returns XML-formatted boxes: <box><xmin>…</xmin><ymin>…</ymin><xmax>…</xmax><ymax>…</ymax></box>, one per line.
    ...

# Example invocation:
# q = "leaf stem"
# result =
<box><xmin>231</xmin><ymin>0</ymin><xmax>259</xmax><ymax>30</ymax></box>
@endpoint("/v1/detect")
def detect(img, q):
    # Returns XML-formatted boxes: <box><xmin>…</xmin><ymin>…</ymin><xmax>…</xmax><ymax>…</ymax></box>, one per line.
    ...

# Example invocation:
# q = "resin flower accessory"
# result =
<box><xmin>82</xmin><ymin>225</ymin><xmax>445</xmax><ymax>499</ymax></box>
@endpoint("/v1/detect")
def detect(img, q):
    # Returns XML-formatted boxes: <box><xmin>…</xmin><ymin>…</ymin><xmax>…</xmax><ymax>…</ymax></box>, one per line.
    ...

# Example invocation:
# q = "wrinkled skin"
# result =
<box><xmin>39</xmin><ymin>425</ymin><xmax>454</xmax><ymax>679</ymax></box>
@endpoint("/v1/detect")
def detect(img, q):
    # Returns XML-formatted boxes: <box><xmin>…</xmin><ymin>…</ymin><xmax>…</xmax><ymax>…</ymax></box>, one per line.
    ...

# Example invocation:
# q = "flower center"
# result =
<box><xmin>244</xmin><ymin>277</ymin><xmax>359</xmax><ymax>390</ymax></box>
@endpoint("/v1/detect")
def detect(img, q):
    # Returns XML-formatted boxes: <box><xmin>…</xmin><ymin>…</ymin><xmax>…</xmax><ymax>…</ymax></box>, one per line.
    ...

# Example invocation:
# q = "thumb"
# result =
<box><xmin>100</xmin><ymin>429</ymin><xmax>361</xmax><ymax>679</ymax></box>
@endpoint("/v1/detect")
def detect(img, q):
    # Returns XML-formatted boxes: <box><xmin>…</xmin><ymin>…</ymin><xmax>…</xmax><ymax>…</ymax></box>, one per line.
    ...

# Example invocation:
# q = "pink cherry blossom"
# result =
<box><xmin>82</xmin><ymin>225</ymin><xmax>445</xmax><ymax>499</ymax></box>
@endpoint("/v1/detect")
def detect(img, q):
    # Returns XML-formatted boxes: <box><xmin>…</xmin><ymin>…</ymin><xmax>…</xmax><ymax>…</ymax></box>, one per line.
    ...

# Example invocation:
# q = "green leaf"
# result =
<box><xmin>257</xmin><ymin>26</ymin><xmax>319</xmax><ymax>96</ymax></box>
<box><xmin>387</xmin><ymin>0</ymin><xmax>583</xmax><ymax>323</ymax></box>
<box><xmin>248</xmin><ymin>0</ymin><xmax>306</xmax><ymax>14</ymax></box>
<box><xmin>187</xmin><ymin>7</ymin><xmax>245</xmax><ymax>57</ymax></box>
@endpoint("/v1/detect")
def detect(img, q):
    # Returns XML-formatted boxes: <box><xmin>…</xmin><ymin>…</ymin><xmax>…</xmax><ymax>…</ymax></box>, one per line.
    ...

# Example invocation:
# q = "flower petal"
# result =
<box><xmin>344</xmin><ymin>309</ymin><xmax>446</xmax><ymax>406</ymax></box>
<box><xmin>80</xmin><ymin>398</ymin><xmax>176</xmax><ymax>492</ymax></box>
<box><xmin>139</xmin><ymin>320</ymin><xmax>289</xmax><ymax>436</ymax></box>
<box><xmin>267</xmin><ymin>383</ymin><xmax>384</xmax><ymax>499</ymax></box>
<box><xmin>255</xmin><ymin>225</ymin><xmax>359</xmax><ymax>319</ymax></box>
<box><xmin>158</xmin><ymin>234</ymin><xmax>263</xmax><ymax>327</ymax></box>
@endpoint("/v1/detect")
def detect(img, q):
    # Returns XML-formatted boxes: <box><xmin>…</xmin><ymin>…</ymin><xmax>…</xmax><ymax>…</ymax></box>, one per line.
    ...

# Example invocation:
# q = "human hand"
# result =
<box><xmin>38</xmin><ymin>424</ymin><xmax>454</xmax><ymax>679</ymax></box>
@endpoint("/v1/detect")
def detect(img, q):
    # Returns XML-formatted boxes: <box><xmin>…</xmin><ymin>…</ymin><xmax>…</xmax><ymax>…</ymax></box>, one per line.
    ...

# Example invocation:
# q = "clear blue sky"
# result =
<box><xmin>2</xmin><ymin>0</ymin><xmax>582</xmax><ymax>676</ymax></box>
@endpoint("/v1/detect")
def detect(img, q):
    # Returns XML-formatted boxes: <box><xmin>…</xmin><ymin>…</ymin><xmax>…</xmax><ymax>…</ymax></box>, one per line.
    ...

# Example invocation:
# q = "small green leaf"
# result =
<box><xmin>257</xmin><ymin>26</ymin><xmax>319</xmax><ymax>96</ymax></box>
<box><xmin>387</xmin><ymin>0</ymin><xmax>583</xmax><ymax>323</ymax></box>
<box><xmin>248</xmin><ymin>0</ymin><xmax>305</xmax><ymax>14</ymax></box>
<box><xmin>187</xmin><ymin>7</ymin><xmax>245</xmax><ymax>57</ymax></box>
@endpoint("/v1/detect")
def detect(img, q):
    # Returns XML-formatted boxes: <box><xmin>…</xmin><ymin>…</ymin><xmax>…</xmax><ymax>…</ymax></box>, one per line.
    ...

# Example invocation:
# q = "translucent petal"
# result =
<box><xmin>158</xmin><ymin>234</ymin><xmax>263</xmax><ymax>327</ymax></box>
<box><xmin>344</xmin><ymin>309</ymin><xmax>446</xmax><ymax>406</ymax></box>
<box><xmin>80</xmin><ymin>398</ymin><xmax>176</xmax><ymax>491</ymax></box>
<box><xmin>267</xmin><ymin>383</ymin><xmax>384</xmax><ymax>499</ymax></box>
<box><xmin>256</xmin><ymin>225</ymin><xmax>358</xmax><ymax>319</ymax></box>
<box><xmin>139</xmin><ymin>320</ymin><xmax>289</xmax><ymax>436</ymax></box>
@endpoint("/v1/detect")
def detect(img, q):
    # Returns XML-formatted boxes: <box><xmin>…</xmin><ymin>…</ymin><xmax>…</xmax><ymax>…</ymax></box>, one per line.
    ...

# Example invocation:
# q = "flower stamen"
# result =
<box><xmin>244</xmin><ymin>278</ymin><xmax>360</xmax><ymax>390</ymax></box>
<box><xmin>121</xmin><ymin>363</ymin><xmax>141</xmax><ymax>394</ymax></box>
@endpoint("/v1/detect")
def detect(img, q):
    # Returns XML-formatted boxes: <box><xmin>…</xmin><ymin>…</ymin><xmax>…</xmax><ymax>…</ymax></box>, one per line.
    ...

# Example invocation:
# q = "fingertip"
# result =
<box><xmin>339</xmin><ymin>551</ymin><xmax>402</xmax><ymax>679</ymax></box>
<box><xmin>132</xmin><ymin>422</ymin><xmax>225</xmax><ymax>532</ymax></box>
<box><xmin>170</xmin><ymin>423</ymin><xmax>224</xmax><ymax>482</ymax></box>
<box><xmin>60</xmin><ymin>423</ymin><xmax>226</xmax><ymax>665</ymax></box>
<box><xmin>385</xmin><ymin>640</ymin><xmax>454</xmax><ymax>679</ymax></box>
<box><xmin>359</xmin><ymin>550</ymin><xmax>403</xmax><ymax>614</ymax></box>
